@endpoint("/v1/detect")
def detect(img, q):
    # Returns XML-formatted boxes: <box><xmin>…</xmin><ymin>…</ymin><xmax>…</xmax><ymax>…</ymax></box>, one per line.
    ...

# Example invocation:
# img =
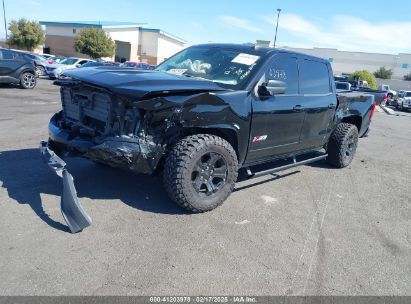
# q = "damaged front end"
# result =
<box><xmin>40</xmin><ymin>79</ymin><xmax>175</xmax><ymax>232</ymax></box>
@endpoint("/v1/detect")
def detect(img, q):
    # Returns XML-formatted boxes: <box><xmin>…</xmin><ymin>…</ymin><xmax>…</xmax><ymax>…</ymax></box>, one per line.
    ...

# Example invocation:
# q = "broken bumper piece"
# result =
<box><xmin>39</xmin><ymin>141</ymin><xmax>92</xmax><ymax>233</ymax></box>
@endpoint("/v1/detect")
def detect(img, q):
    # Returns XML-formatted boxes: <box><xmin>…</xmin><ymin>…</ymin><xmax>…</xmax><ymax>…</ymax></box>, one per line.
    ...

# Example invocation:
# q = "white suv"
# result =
<box><xmin>398</xmin><ymin>91</ymin><xmax>411</xmax><ymax>111</ymax></box>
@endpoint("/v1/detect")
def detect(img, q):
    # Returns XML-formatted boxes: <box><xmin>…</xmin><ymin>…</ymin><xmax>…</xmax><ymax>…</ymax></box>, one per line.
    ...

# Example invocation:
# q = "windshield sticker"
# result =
<box><xmin>232</xmin><ymin>53</ymin><xmax>260</xmax><ymax>66</ymax></box>
<box><xmin>168</xmin><ymin>68</ymin><xmax>188</xmax><ymax>75</ymax></box>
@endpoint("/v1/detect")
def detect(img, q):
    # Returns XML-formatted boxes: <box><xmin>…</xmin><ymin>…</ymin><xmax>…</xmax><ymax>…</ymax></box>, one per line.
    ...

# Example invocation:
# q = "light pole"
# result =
<box><xmin>273</xmin><ymin>8</ymin><xmax>281</xmax><ymax>48</ymax></box>
<box><xmin>2</xmin><ymin>0</ymin><xmax>7</xmax><ymax>41</ymax></box>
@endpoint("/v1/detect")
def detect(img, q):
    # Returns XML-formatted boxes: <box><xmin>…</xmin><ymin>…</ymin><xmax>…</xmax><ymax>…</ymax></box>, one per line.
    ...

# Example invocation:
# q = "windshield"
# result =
<box><xmin>80</xmin><ymin>62</ymin><xmax>101</xmax><ymax>68</ymax></box>
<box><xmin>60</xmin><ymin>58</ymin><xmax>78</xmax><ymax>65</ymax></box>
<box><xmin>156</xmin><ymin>46</ymin><xmax>263</xmax><ymax>89</ymax></box>
<box><xmin>124</xmin><ymin>62</ymin><xmax>137</xmax><ymax>67</ymax></box>
<box><xmin>406</xmin><ymin>92</ymin><xmax>411</xmax><ymax>97</ymax></box>
<box><xmin>336</xmin><ymin>82</ymin><xmax>349</xmax><ymax>90</ymax></box>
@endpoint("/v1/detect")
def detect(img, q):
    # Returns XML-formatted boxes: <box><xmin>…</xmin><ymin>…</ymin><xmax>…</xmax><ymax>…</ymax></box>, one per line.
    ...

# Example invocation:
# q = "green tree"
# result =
<box><xmin>374</xmin><ymin>66</ymin><xmax>393</xmax><ymax>79</ymax></box>
<box><xmin>348</xmin><ymin>70</ymin><xmax>378</xmax><ymax>89</ymax></box>
<box><xmin>74</xmin><ymin>28</ymin><xmax>116</xmax><ymax>59</ymax></box>
<box><xmin>6</xmin><ymin>18</ymin><xmax>45</xmax><ymax>51</ymax></box>
<box><xmin>404</xmin><ymin>72</ymin><xmax>411</xmax><ymax>81</ymax></box>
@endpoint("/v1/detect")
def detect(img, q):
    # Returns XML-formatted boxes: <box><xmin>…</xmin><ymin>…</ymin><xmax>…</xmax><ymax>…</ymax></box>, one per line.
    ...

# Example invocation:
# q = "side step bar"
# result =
<box><xmin>245</xmin><ymin>154</ymin><xmax>328</xmax><ymax>178</ymax></box>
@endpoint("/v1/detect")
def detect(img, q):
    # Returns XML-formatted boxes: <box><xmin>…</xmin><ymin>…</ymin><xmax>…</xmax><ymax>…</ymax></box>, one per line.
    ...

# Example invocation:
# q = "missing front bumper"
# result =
<box><xmin>40</xmin><ymin>141</ymin><xmax>92</xmax><ymax>233</ymax></box>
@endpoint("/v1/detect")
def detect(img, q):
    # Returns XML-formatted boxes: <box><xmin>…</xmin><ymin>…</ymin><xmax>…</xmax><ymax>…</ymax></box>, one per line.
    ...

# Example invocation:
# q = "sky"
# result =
<box><xmin>1</xmin><ymin>0</ymin><xmax>411</xmax><ymax>54</ymax></box>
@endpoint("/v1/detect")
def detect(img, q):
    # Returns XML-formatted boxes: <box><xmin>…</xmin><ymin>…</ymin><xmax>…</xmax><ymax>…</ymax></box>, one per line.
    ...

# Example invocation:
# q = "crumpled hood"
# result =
<box><xmin>62</xmin><ymin>66</ymin><xmax>227</xmax><ymax>98</ymax></box>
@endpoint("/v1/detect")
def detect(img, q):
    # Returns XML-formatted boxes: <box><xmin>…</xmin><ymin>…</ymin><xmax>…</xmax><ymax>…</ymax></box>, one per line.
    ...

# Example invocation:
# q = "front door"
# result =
<box><xmin>246</xmin><ymin>53</ymin><xmax>306</xmax><ymax>163</ymax></box>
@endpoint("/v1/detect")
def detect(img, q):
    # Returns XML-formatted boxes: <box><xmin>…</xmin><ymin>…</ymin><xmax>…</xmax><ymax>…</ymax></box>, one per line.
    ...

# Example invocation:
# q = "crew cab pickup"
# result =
<box><xmin>40</xmin><ymin>44</ymin><xmax>375</xmax><ymax>233</ymax></box>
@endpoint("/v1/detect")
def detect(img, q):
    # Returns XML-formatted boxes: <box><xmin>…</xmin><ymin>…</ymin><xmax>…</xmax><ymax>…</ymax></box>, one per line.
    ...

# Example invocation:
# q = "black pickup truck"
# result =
<box><xmin>40</xmin><ymin>44</ymin><xmax>375</xmax><ymax>233</ymax></box>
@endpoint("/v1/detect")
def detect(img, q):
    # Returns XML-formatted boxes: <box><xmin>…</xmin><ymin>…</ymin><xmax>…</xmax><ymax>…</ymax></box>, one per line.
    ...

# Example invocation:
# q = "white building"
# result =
<box><xmin>283</xmin><ymin>47</ymin><xmax>411</xmax><ymax>80</ymax></box>
<box><xmin>39</xmin><ymin>21</ymin><xmax>186</xmax><ymax>65</ymax></box>
<box><xmin>254</xmin><ymin>40</ymin><xmax>411</xmax><ymax>80</ymax></box>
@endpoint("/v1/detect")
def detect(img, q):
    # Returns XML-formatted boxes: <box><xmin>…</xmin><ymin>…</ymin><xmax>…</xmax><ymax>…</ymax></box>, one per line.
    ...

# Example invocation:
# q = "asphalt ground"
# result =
<box><xmin>0</xmin><ymin>79</ymin><xmax>410</xmax><ymax>295</ymax></box>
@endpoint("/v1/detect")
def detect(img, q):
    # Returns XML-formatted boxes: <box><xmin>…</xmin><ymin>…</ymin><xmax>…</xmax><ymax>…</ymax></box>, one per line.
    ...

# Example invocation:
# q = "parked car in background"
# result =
<box><xmin>397</xmin><ymin>91</ymin><xmax>411</xmax><ymax>111</ymax></box>
<box><xmin>39</xmin><ymin>54</ymin><xmax>55</xmax><ymax>60</ymax></box>
<box><xmin>334</xmin><ymin>75</ymin><xmax>349</xmax><ymax>82</ymax></box>
<box><xmin>348</xmin><ymin>81</ymin><xmax>388</xmax><ymax>105</ymax></box>
<box><xmin>46</xmin><ymin>57</ymin><xmax>93</xmax><ymax>79</ymax></box>
<box><xmin>14</xmin><ymin>51</ymin><xmax>49</xmax><ymax>77</ymax></box>
<box><xmin>79</xmin><ymin>61</ymin><xmax>120</xmax><ymax>68</ymax></box>
<box><xmin>335</xmin><ymin>81</ymin><xmax>351</xmax><ymax>91</ymax></box>
<box><xmin>0</xmin><ymin>48</ymin><xmax>37</xmax><ymax>89</ymax></box>
<box><xmin>122</xmin><ymin>61</ymin><xmax>155</xmax><ymax>70</ymax></box>
<box><xmin>334</xmin><ymin>80</ymin><xmax>387</xmax><ymax>105</ymax></box>
<box><xmin>49</xmin><ymin>55</ymin><xmax>66</xmax><ymax>64</ymax></box>
<box><xmin>379</xmin><ymin>84</ymin><xmax>397</xmax><ymax>100</ymax></box>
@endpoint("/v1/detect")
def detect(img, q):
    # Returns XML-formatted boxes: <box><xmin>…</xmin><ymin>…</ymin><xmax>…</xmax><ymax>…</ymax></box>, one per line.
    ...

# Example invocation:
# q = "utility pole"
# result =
<box><xmin>2</xmin><ymin>0</ymin><xmax>7</xmax><ymax>41</ymax></box>
<box><xmin>273</xmin><ymin>8</ymin><xmax>281</xmax><ymax>48</ymax></box>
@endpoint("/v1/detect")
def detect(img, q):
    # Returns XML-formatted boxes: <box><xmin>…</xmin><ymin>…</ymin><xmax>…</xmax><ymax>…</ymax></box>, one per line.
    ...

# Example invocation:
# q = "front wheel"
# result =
<box><xmin>326</xmin><ymin>123</ymin><xmax>358</xmax><ymax>168</ymax></box>
<box><xmin>163</xmin><ymin>134</ymin><xmax>238</xmax><ymax>213</ymax></box>
<box><xmin>20</xmin><ymin>72</ymin><xmax>37</xmax><ymax>89</ymax></box>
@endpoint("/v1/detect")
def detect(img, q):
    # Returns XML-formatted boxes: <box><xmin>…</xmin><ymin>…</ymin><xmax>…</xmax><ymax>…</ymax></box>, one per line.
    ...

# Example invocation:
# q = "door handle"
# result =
<box><xmin>328</xmin><ymin>104</ymin><xmax>336</xmax><ymax>109</ymax></box>
<box><xmin>293</xmin><ymin>105</ymin><xmax>303</xmax><ymax>112</ymax></box>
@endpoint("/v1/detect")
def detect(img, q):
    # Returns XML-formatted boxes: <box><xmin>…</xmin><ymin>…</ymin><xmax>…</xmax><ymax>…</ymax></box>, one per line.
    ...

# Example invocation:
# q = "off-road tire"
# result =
<box><xmin>327</xmin><ymin>123</ymin><xmax>358</xmax><ymax>168</ymax></box>
<box><xmin>20</xmin><ymin>72</ymin><xmax>37</xmax><ymax>89</ymax></box>
<box><xmin>163</xmin><ymin>134</ymin><xmax>238</xmax><ymax>213</ymax></box>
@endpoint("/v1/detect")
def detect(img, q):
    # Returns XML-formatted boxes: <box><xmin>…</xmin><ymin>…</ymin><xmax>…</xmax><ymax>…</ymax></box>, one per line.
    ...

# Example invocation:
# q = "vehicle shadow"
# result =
<box><xmin>0</xmin><ymin>148</ymin><xmax>322</xmax><ymax>233</ymax></box>
<box><xmin>0</xmin><ymin>148</ymin><xmax>188</xmax><ymax>233</ymax></box>
<box><xmin>0</xmin><ymin>83</ymin><xmax>21</xmax><ymax>89</ymax></box>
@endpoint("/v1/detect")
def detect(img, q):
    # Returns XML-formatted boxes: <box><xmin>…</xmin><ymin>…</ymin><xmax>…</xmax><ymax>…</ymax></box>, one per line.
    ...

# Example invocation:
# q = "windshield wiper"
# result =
<box><xmin>182</xmin><ymin>73</ymin><xmax>210</xmax><ymax>81</ymax></box>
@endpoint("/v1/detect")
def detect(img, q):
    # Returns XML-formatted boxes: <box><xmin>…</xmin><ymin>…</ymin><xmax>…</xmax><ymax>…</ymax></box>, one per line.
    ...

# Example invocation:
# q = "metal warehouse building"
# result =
<box><xmin>39</xmin><ymin>21</ymin><xmax>186</xmax><ymax>65</ymax></box>
<box><xmin>282</xmin><ymin>46</ymin><xmax>411</xmax><ymax>80</ymax></box>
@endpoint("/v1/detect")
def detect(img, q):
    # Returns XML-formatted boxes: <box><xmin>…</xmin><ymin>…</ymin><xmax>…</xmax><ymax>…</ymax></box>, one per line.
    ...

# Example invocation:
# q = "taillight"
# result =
<box><xmin>370</xmin><ymin>102</ymin><xmax>376</xmax><ymax>122</ymax></box>
<box><xmin>383</xmin><ymin>93</ymin><xmax>388</xmax><ymax>102</ymax></box>
<box><xmin>48</xmin><ymin>60</ymin><xmax>53</xmax><ymax>64</ymax></box>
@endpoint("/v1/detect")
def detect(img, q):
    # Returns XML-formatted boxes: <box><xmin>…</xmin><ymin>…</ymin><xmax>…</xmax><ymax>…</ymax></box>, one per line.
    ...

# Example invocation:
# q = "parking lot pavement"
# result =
<box><xmin>0</xmin><ymin>79</ymin><xmax>410</xmax><ymax>296</ymax></box>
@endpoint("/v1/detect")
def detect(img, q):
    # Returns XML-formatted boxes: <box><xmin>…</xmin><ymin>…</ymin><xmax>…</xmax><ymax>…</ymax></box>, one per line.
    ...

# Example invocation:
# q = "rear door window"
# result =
<box><xmin>0</xmin><ymin>50</ymin><xmax>15</xmax><ymax>60</ymax></box>
<box><xmin>300</xmin><ymin>59</ymin><xmax>331</xmax><ymax>94</ymax></box>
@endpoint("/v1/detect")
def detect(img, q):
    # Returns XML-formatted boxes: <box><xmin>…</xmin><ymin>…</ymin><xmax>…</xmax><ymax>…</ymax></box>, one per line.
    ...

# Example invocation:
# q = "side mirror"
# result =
<box><xmin>259</xmin><ymin>80</ymin><xmax>286</xmax><ymax>96</ymax></box>
<box><xmin>75</xmin><ymin>64</ymin><xmax>81</xmax><ymax>68</ymax></box>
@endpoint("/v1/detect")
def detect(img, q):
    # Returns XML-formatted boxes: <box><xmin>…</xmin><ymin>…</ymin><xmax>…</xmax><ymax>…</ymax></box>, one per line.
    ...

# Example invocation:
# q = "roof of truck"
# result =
<box><xmin>191</xmin><ymin>43</ymin><xmax>330</xmax><ymax>63</ymax></box>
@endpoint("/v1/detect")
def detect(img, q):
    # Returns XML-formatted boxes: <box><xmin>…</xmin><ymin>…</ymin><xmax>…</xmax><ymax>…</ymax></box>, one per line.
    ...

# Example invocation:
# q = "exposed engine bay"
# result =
<box><xmin>52</xmin><ymin>82</ymin><xmax>168</xmax><ymax>174</ymax></box>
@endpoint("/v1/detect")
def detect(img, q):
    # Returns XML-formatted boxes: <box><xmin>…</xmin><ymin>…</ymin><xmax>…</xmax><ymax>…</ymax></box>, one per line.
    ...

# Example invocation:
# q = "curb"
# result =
<box><xmin>375</xmin><ymin>105</ymin><xmax>384</xmax><ymax>113</ymax></box>
<box><xmin>380</xmin><ymin>105</ymin><xmax>397</xmax><ymax>116</ymax></box>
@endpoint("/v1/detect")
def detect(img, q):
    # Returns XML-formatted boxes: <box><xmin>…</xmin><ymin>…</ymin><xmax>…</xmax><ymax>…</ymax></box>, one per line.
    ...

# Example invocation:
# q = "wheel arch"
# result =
<box><xmin>341</xmin><ymin>115</ymin><xmax>362</xmax><ymax>132</ymax></box>
<box><xmin>20</xmin><ymin>68</ymin><xmax>36</xmax><ymax>76</ymax></box>
<box><xmin>167</xmin><ymin>126</ymin><xmax>240</xmax><ymax>161</ymax></box>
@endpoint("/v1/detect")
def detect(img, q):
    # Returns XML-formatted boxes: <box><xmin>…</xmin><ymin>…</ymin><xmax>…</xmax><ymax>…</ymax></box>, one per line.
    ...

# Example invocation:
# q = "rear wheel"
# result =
<box><xmin>163</xmin><ymin>134</ymin><xmax>238</xmax><ymax>213</ymax></box>
<box><xmin>35</xmin><ymin>66</ymin><xmax>45</xmax><ymax>77</ymax></box>
<box><xmin>20</xmin><ymin>72</ymin><xmax>37</xmax><ymax>89</ymax></box>
<box><xmin>326</xmin><ymin>123</ymin><xmax>358</xmax><ymax>168</ymax></box>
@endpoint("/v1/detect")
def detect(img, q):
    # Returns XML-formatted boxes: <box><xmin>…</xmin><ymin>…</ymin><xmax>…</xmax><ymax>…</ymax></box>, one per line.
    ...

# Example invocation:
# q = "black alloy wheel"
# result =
<box><xmin>191</xmin><ymin>152</ymin><xmax>228</xmax><ymax>197</ymax></box>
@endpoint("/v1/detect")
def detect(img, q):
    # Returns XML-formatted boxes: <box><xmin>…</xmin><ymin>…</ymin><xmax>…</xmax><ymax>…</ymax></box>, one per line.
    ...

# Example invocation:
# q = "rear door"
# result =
<box><xmin>0</xmin><ymin>50</ymin><xmax>23</xmax><ymax>77</ymax></box>
<box><xmin>298</xmin><ymin>58</ymin><xmax>336</xmax><ymax>149</ymax></box>
<box><xmin>246</xmin><ymin>53</ymin><xmax>306</xmax><ymax>163</ymax></box>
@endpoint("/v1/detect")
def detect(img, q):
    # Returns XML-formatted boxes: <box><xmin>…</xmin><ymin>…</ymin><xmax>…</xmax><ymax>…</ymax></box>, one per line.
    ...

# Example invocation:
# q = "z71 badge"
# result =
<box><xmin>253</xmin><ymin>135</ymin><xmax>268</xmax><ymax>142</ymax></box>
